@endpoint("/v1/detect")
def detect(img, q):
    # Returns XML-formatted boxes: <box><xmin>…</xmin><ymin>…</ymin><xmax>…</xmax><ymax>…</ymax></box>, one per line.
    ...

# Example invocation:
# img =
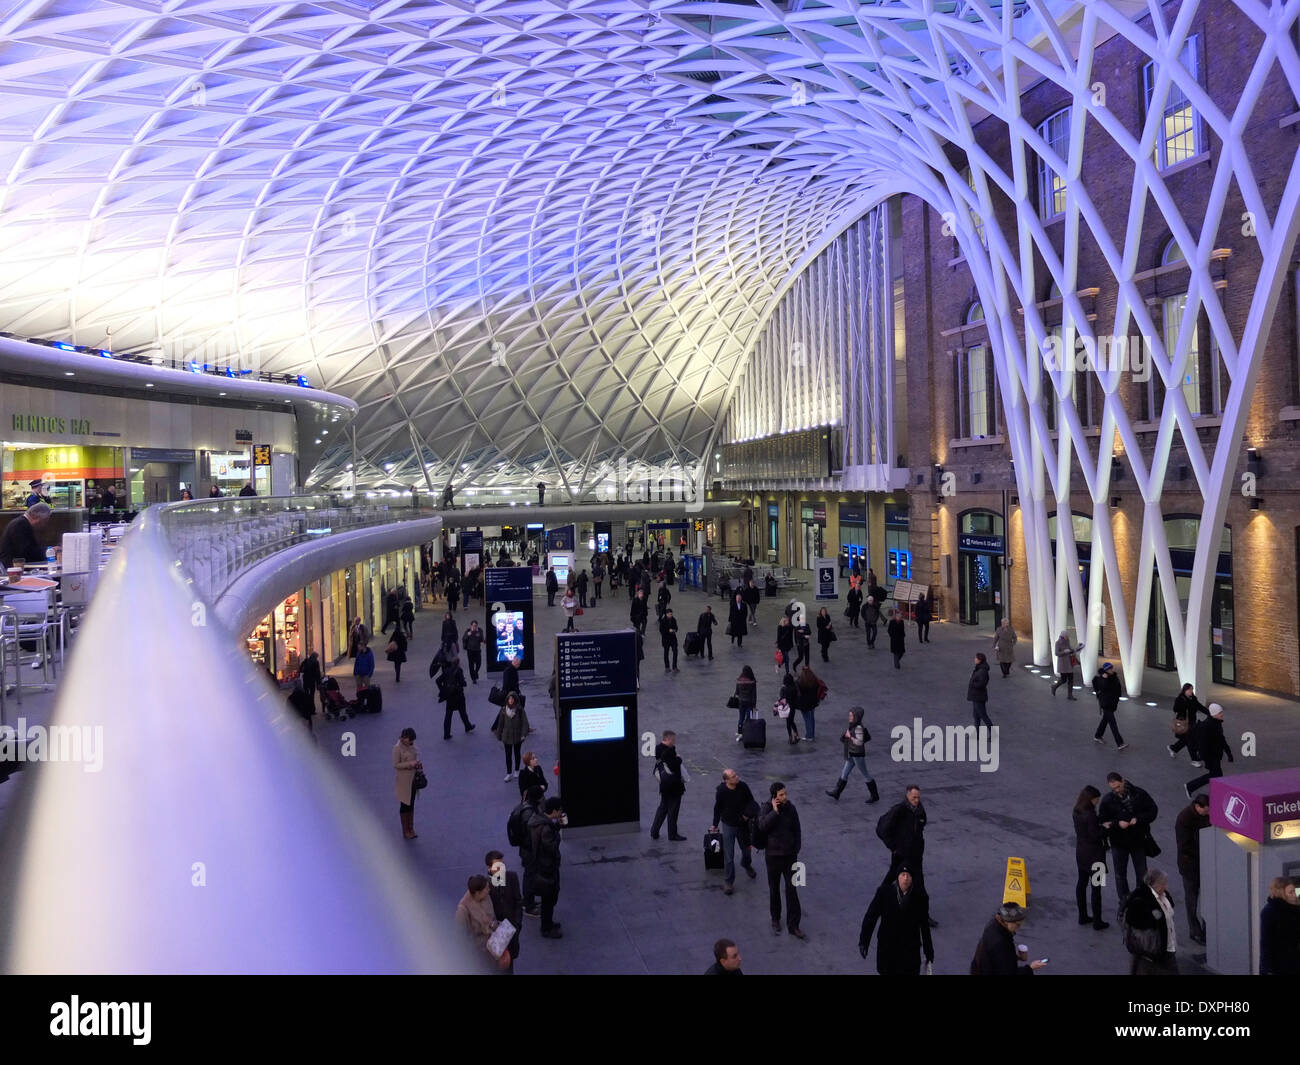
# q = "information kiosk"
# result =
<box><xmin>485</xmin><ymin>565</ymin><xmax>535</xmax><ymax>673</ymax></box>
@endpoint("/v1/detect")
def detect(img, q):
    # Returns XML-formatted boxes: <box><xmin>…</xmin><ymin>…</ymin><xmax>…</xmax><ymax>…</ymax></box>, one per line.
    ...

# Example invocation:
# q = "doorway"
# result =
<box><xmin>957</xmin><ymin>509</ymin><xmax>1006</xmax><ymax>627</ymax></box>
<box><xmin>1145</xmin><ymin>516</ymin><xmax>1234</xmax><ymax>684</ymax></box>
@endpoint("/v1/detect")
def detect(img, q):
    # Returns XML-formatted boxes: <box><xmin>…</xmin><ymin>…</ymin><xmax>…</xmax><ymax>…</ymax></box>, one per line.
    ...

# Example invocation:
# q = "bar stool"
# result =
<box><xmin>0</xmin><ymin>603</ymin><xmax>16</xmax><ymax>722</ymax></box>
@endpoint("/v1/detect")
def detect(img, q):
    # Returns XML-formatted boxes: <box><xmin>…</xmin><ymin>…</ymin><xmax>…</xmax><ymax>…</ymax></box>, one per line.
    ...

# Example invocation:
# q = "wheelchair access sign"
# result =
<box><xmin>815</xmin><ymin>558</ymin><xmax>838</xmax><ymax>600</ymax></box>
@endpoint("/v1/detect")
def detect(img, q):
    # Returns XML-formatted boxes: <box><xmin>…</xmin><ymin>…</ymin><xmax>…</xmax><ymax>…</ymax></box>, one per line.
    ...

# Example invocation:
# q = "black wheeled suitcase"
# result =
<box><xmin>683</xmin><ymin>631</ymin><xmax>702</xmax><ymax>657</ymax></box>
<box><xmin>354</xmin><ymin>686</ymin><xmax>383</xmax><ymax>713</ymax></box>
<box><xmin>742</xmin><ymin>712</ymin><xmax>766</xmax><ymax>750</ymax></box>
<box><xmin>704</xmin><ymin>830</ymin><xmax>724</xmax><ymax>870</ymax></box>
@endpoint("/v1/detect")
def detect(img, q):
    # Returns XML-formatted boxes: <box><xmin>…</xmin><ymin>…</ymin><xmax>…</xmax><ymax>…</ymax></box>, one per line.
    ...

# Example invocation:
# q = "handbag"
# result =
<box><xmin>773</xmin><ymin>698</ymin><xmax>791</xmax><ymax>719</ymax></box>
<box><xmin>1069</xmin><ymin>654</ymin><xmax>1080</xmax><ymax>667</ymax></box>
<box><xmin>576</xmin><ymin>607</ymin><xmax>584</xmax><ymax>616</ymax></box>
<box><xmin>412</xmin><ymin>769</ymin><xmax>428</xmax><ymax>793</ymax></box>
<box><xmin>488</xmin><ymin>685</ymin><xmax>506</xmax><ymax>706</ymax></box>
<box><xmin>726</xmin><ymin>695</ymin><xmax>740</xmax><ymax>709</ymax></box>
<box><xmin>725</xmin><ymin>623</ymin><xmax>734</xmax><ymax>636</ymax></box>
<box><xmin>486</xmin><ymin>919</ymin><xmax>516</xmax><ymax>959</ymax></box>
<box><xmin>827</xmin><ymin>629</ymin><xmax>838</xmax><ymax>643</ymax></box>
<box><xmin>1171</xmin><ymin>716</ymin><xmax>1189</xmax><ymax>736</ymax></box>
<box><xmin>385</xmin><ymin>640</ymin><xmax>398</xmax><ymax>655</ymax></box>
<box><xmin>1142</xmin><ymin>832</ymin><xmax>1161</xmax><ymax>858</ymax></box>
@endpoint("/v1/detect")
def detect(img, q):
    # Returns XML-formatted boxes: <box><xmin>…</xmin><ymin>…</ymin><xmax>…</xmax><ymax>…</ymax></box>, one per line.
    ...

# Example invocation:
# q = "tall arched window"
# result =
<box><xmin>955</xmin><ymin>303</ymin><xmax>997</xmax><ymax>438</ymax></box>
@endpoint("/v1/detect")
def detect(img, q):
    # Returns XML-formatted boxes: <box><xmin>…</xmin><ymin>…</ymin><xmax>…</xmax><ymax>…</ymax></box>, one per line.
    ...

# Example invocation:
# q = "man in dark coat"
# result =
<box><xmin>462</xmin><ymin>621</ymin><xmax>484</xmax><ymax>684</ymax></box>
<box><xmin>858</xmin><ymin>866</ymin><xmax>935</xmax><ymax>975</ymax></box>
<box><xmin>727</xmin><ymin>593</ymin><xmax>748</xmax><ymax>648</ymax></box>
<box><xmin>757</xmin><ymin>782</ymin><xmax>804</xmax><ymax>938</ymax></box>
<box><xmin>0</xmin><ymin>502</ymin><xmax>50</xmax><ymax>568</ymax></box>
<box><xmin>704</xmin><ymin>938</ymin><xmax>743</xmax><ymax>975</ymax></box>
<box><xmin>887</xmin><ymin>611</ymin><xmax>906</xmax><ymax>669</ymax></box>
<box><xmin>1174</xmin><ymin>793</ymin><xmax>1210</xmax><ymax>945</ymax></box>
<box><xmin>545</xmin><ymin>567</ymin><xmax>558</xmax><ymax>607</ymax></box>
<box><xmin>968</xmin><ymin>653</ymin><xmax>993</xmax><ymax>730</ymax></box>
<box><xmin>1185</xmin><ymin>703</ymin><xmax>1234</xmax><ymax>798</ymax></box>
<box><xmin>659</xmin><ymin>608</ymin><xmax>679</xmax><ymax>672</ymax></box>
<box><xmin>630</xmin><ymin>590</ymin><xmax>649</xmax><ymax>636</ymax></box>
<box><xmin>486</xmin><ymin>850</ymin><xmax>523</xmax><ymax>973</ymax></box>
<box><xmin>877</xmin><ymin>785</ymin><xmax>937</xmax><ymax>926</ymax></box>
<box><xmin>649</xmin><ymin>730</ymin><xmax>687</xmax><ymax>841</ymax></box>
<box><xmin>970</xmin><ymin>902</ymin><xmax>1045</xmax><ymax>975</ymax></box>
<box><xmin>501</xmin><ymin>655</ymin><xmax>521</xmax><ymax>697</ymax></box>
<box><xmin>300</xmin><ymin>651</ymin><xmax>322</xmax><ymax>710</ymax></box>
<box><xmin>697</xmin><ymin>605</ymin><xmax>717</xmax><ymax>661</ymax></box>
<box><xmin>1098</xmin><ymin>772</ymin><xmax>1159</xmax><ymax>906</ymax></box>
<box><xmin>1092</xmin><ymin>661</ymin><xmax>1126</xmax><ymax>747</ymax></box>
<box><xmin>531</xmin><ymin>797</ymin><xmax>565</xmax><ymax>938</ymax></box>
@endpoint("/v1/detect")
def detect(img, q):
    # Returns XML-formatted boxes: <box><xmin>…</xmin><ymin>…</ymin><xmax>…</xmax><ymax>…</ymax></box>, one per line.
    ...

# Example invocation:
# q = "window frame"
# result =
<box><xmin>1036</xmin><ymin>107</ymin><xmax>1071</xmax><ymax>221</ymax></box>
<box><xmin>1142</xmin><ymin>35</ymin><xmax>1204</xmax><ymax>170</ymax></box>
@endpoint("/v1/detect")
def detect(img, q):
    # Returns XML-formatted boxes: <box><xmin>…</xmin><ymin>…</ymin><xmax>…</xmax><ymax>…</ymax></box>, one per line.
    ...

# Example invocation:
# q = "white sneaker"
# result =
<box><xmin>504</xmin><ymin>772</ymin><xmax>514</xmax><ymax>782</ymax></box>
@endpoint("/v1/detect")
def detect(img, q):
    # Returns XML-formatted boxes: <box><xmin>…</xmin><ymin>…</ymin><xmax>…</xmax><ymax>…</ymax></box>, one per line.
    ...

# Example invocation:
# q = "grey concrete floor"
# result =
<box><xmin>311</xmin><ymin>582</ymin><xmax>1300</xmax><ymax>976</ymax></box>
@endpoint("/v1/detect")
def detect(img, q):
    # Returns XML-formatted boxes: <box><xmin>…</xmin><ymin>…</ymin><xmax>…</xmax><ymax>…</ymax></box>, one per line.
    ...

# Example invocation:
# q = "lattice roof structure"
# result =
<box><xmin>2</xmin><ymin>0</ymin><xmax>1298</xmax><ymax>690</ymax></box>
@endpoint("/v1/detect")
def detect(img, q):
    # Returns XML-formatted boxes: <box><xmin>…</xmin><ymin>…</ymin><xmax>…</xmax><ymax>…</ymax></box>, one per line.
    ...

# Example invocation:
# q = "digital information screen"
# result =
<box><xmin>492</xmin><ymin>609</ymin><xmax>527</xmax><ymax>663</ymax></box>
<box><xmin>485</xmin><ymin>566</ymin><xmax>534</xmax><ymax>602</ymax></box>
<box><xmin>556</xmin><ymin>631</ymin><xmax>639</xmax><ymax>700</ymax></box>
<box><xmin>570</xmin><ymin>705</ymin><xmax>626</xmax><ymax>743</ymax></box>
<box><xmin>550</xmin><ymin>551</ymin><xmax>573</xmax><ymax>585</ymax></box>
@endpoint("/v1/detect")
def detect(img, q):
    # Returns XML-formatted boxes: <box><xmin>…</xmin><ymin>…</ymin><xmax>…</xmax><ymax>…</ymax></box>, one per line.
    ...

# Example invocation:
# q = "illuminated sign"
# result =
<box><xmin>252</xmin><ymin>444</ymin><xmax>271</xmax><ymax>466</ymax></box>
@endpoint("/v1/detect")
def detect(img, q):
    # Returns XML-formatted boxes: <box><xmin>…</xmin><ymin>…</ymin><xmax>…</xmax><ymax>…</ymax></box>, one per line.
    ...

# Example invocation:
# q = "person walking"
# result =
<box><xmin>1073</xmin><ymin>785</ymin><xmax>1109</xmax><ymax>931</ymax></box>
<box><xmin>439</xmin><ymin>655</ymin><xmax>474</xmax><ymax>740</ymax></box>
<box><xmin>991</xmin><ymin>618</ymin><xmax>1017</xmax><ymax>677</ymax></box>
<box><xmin>545</xmin><ymin>567</ymin><xmax>558</xmax><ymax>607</ymax></box>
<box><xmin>1168</xmin><ymin>682</ymin><xmax>1209</xmax><ymax>764</ymax></box>
<box><xmin>381</xmin><ymin>589</ymin><xmax>400</xmax><ymax>635</ymax></box>
<box><xmin>710</xmin><ymin>769</ymin><xmax>759</xmax><ymax>894</ymax></box>
<box><xmin>970</xmin><ymin>902</ymin><xmax>1045</xmax><ymax>974</ymax></box>
<box><xmin>1260</xmin><ymin>877</ymin><xmax>1300</xmax><ymax>975</ymax></box>
<box><xmin>705</xmin><ymin>939</ymin><xmax>744</xmax><ymax>975</ymax></box>
<box><xmin>347</xmin><ymin>616</ymin><xmax>368</xmax><ymax>659</ymax></box>
<box><xmin>1051</xmin><ymin>631</ymin><xmax>1084</xmax><ymax>698</ymax></box>
<box><xmin>758</xmin><ymin>782</ymin><xmax>805</xmax><ymax>939</ymax></box>
<box><xmin>463</xmin><ymin>620</ymin><xmax>483</xmax><ymax>684</ymax></box>
<box><xmin>791</xmin><ymin>617</ymin><xmax>812</xmax><ymax>671</ymax></box>
<box><xmin>825</xmin><ymin>706</ymin><xmax>880</xmax><ymax>804</ymax></box>
<box><xmin>777</xmin><ymin>670</ymin><xmax>801</xmax><ymax>744</ymax></box>
<box><xmin>863</xmin><ymin>595</ymin><xmax>881</xmax><ymax>649</ymax></box>
<box><xmin>1122</xmin><ymin>868</ymin><xmax>1179</xmax><ymax>975</ymax></box>
<box><xmin>815</xmin><ymin>607</ymin><xmax>835</xmax><ymax>663</ymax></box>
<box><xmin>858</xmin><ymin>865</ymin><xmax>934</xmax><ymax>975</ymax></box>
<box><xmin>655</xmin><ymin>581</ymin><xmax>671</xmax><ymax>623</ymax></box>
<box><xmin>446</xmin><ymin>573</ymin><xmax>461</xmax><ymax>613</ymax></box>
<box><xmin>728</xmin><ymin>592</ymin><xmax>748</xmax><ymax>649</ymax></box>
<box><xmin>502</xmin><ymin>654</ymin><xmax>521</xmax><ymax>699</ymax></box>
<box><xmin>592</xmin><ymin>559</ymin><xmax>604</xmax><ymax>601</ymax></box>
<box><xmin>775</xmin><ymin>615</ymin><xmax>795</xmax><ymax>671</ymax></box>
<box><xmin>1098</xmin><ymin>772</ymin><xmax>1159</xmax><ymax>907</ymax></box>
<box><xmin>876</xmin><ymin>785</ymin><xmax>937</xmax><ymax>926</ymax></box>
<box><xmin>300</xmin><ymin>650</ymin><xmax>322</xmax><ymax>711</ymax></box>
<box><xmin>846</xmin><ymin>583</ymin><xmax>862</xmax><ymax>628</ymax></box>
<box><xmin>968</xmin><ymin>653</ymin><xmax>993</xmax><ymax>731</ymax></box>
<box><xmin>486</xmin><ymin>851</ymin><xmax>523</xmax><ymax>974</ymax></box>
<box><xmin>659</xmin><ymin>607</ymin><xmax>679</xmax><ymax>672</ymax></box>
<box><xmin>561</xmin><ymin>586</ymin><xmax>578</xmax><ymax>632</ymax></box>
<box><xmin>887</xmin><ymin>610</ymin><xmax>906</xmax><ymax>669</ymax></box>
<box><xmin>795</xmin><ymin>665</ymin><xmax>823</xmax><ymax>741</ymax></box>
<box><xmin>697</xmin><ymin>605</ymin><xmax>717</xmax><ymax>661</ymax></box>
<box><xmin>1184</xmin><ymin>704</ymin><xmax>1233</xmax><ymax>798</ymax></box>
<box><xmin>531</xmin><ymin>797</ymin><xmax>565</xmax><ymax>939</ymax></box>
<box><xmin>1174</xmin><ymin>793</ymin><xmax>1210</xmax><ymax>945</ymax></box>
<box><xmin>400</xmin><ymin>595</ymin><xmax>415</xmax><ymax>639</ymax></box>
<box><xmin>743</xmin><ymin>579</ymin><xmax>761</xmax><ymax>626</ymax></box>
<box><xmin>393</xmin><ymin>727</ymin><xmax>422</xmax><ymax>840</ymax></box>
<box><xmin>385</xmin><ymin>626</ymin><xmax>408</xmax><ymax>684</ymax></box>
<box><xmin>630</xmin><ymin>589</ymin><xmax>649</xmax><ymax>636</ymax></box>
<box><xmin>455</xmin><ymin>875</ymin><xmax>512</xmax><ymax>973</ymax></box>
<box><xmin>915</xmin><ymin>593</ymin><xmax>932</xmax><ymax>643</ymax></box>
<box><xmin>517</xmin><ymin>751</ymin><xmax>548</xmax><ymax>799</ymax></box>
<box><xmin>733</xmin><ymin>665</ymin><xmax>757</xmax><ymax>741</ymax></box>
<box><xmin>492</xmin><ymin>691</ymin><xmax>531</xmax><ymax>782</ymax></box>
<box><xmin>441</xmin><ymin>611</ymin><xmax>460</xmax><ymax>655</ymax></box>
<box><xmin>649</xmin><ymin>730</ymin><xmax>688</xmax><ymax>841</ymax></box>
<box><xmin>353</xmin><ymin>639</ymin><xmax>375</xmax><ymax>697</ymax></box>
<box><xmin>1091</xmin><ymin>662</ymin><xmax>1127</xmax><ymax>749</ymax></box>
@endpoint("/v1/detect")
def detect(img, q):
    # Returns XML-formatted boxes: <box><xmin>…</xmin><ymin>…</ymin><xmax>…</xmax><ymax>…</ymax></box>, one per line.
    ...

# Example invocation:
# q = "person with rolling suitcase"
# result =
<box><xmin>709</xmin><ymin>769</ymin><xmax>759</xmax><ymax>894</ymax></box>
<box><xmin>732</xmin><ymin>665</ymin><xmax>757</xmax><ymax>742</ymax></box>
<box><xmin>697</xmin><ymin>605</ymin><xmax>717</xmax><ymax>661</ymax></box>
<box><xmin>683</xmin><ymin>629</ymin><xmax>703</xmax><ymax>658</ymax></box>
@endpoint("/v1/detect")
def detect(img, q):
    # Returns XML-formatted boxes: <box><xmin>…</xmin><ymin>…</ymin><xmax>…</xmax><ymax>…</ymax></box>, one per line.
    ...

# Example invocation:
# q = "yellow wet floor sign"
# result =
<box><xmin>1004</xmin><ymin>857</ymin><xmax>1029</xmax><ymax>907</ymax></box>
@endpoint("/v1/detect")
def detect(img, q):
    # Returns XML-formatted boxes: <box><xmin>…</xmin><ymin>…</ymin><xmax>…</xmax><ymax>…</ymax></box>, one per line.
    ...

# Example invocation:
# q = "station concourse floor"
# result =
<box><xmin>316</xmin><ymin>581</ymin><xmax>1300</xmax><ymax>976</ymax></box>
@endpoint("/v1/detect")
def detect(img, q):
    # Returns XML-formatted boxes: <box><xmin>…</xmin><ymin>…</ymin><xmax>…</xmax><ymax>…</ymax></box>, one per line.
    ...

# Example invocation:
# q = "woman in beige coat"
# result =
<box><xmin>991</xmin><ymin>618</ymin><xmax>1018</xmax><ymax>677</ymax></box>
<box><xmin>394</xmin><ymin>727</ymin><xmax>422</xmax><ymax>839</ymax></box>
<box><xmin>455</xmin><ymin>874</ymin><xmax>511</xmax><ymax>972</ymax></box>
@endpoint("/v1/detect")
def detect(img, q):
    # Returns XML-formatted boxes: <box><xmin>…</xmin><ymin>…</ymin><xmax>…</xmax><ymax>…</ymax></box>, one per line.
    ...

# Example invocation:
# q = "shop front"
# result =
<box><xmin>1147</xmin><ymin>516</ymin><xmax>1234</xmax><ymax>685</ymax></box>
<box><xmin>799</xmin><ymin>501</ymin><xmax>827</xmax><ymax>570</ymax></box>
<box><xmin>957</xmin><ymin>509</ymin><xmax>1005</xmax><ymax>627</ymax></box>
<box><xmin>1</xmin><ymin>443</ymin><xmax>124</xmax><ymax>510</ymax></box>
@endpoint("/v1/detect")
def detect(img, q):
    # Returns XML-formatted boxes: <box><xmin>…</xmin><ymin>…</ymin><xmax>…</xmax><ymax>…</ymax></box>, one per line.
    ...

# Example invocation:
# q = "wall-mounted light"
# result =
<box><xmin>1177</xmin><ymin>464</ymin><xmax>1189</xmax><ymax>481</ymax></box>
<box><xmin>1247</xmin><ymin>447</ymin><xmax>1263</xmax><ymax>475</ymax></box>
<box><xmin>1011</xmin><ymin>495</ymin><xmax>1019</xmax><ymax>506</ymax></box>
<box><xmin>934</xmin><ymin>463</ymin><xmax>944</xmax><ymax>478</ymax></box>
<box><xmin>915</xmin><ymin>472</ymin><xmax>926</xmax><ymax>485</ymax></box>
<box><xmin>1110</xmin><ymin>496</ymin><xmax>1121</xmax><ymax>509</ymax></box>
<box><xmin>971</xmin><ymin>471</ymin><xmax>982</xmax><ymax>484</ymax></box>
<box><xmin>1111</xmin><ymin>456</ymin><xmax>1124</xmax><ymax>478</ymax></box>
<box><xmin>1250</xmin><ymin>497</ymin><xmax>1263</xmax><ymax>511</ymax></box>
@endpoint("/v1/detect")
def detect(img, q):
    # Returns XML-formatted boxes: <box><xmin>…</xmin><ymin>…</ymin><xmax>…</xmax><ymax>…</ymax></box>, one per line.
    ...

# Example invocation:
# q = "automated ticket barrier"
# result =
<box><xmin>1202</xmin><ymin>768</ymin><xmax>1300</xmax><ymax>973</ymax></box>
